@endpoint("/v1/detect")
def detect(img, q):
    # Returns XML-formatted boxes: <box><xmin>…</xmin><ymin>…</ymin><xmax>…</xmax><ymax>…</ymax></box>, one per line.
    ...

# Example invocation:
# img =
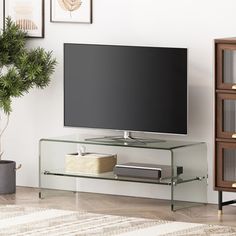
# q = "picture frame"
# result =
<box><xmin>3</xmin><ymin>0</ymin><xmax>44</xmax><ymax>38</ymax></box>
<box><xmin>50</xmin><ymin>0</ymin><xmax>92</xmax><ymax>24</ymax></box>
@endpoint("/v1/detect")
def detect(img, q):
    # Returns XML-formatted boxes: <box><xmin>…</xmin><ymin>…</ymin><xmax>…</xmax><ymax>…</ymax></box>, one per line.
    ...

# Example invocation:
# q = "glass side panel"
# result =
<box><xmin>224</xmin><ymin>50</ymin><xmax>236</xmax><ymax>84</ymax></box>
<box><xmin>172</xmin><ymin>143</ymin><xmax>207</xmax><ymax>206</ymax></box>
<box><xmin>223</xmin><ymin>100</ymin><xmax>236</xmax><ymax>132</ymax></box>
<box><xmin>40</xmin><ymin>134</ymin><xmax>203</xmax><ymax>150</ymax></box>
<box><xmin>223</xmin><ymin>149</ymin><xmax>236</xmax><ymax>182</ymax></box>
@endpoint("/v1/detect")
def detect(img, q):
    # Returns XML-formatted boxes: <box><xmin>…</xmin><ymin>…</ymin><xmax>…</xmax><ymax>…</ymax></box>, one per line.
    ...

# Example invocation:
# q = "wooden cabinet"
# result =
<box><xmin>215</xmin><ymin>38</ymin><xmax>236</xmax><ymax>215</ymax></box>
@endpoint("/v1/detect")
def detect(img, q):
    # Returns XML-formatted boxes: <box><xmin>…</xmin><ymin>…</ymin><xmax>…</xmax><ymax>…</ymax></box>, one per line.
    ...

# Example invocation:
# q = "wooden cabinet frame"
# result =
<box><xmin>216</xmin><ymin>43</ymin><xmax>236</xmax><ymax>90</ymax></box>
<box><xmin>215</xmin><ymin>38</ymin><xmax>236</xmax><ymax>214</ymax></box>
<box><xmin>216</xmin><ymin>142</ymin><xmax>236</xmax><ymax>191</ymax></box>
<box><xmin>216</xmin><ymin>93</ymin><xmax>236</xmax><ymax>139</ymax></box>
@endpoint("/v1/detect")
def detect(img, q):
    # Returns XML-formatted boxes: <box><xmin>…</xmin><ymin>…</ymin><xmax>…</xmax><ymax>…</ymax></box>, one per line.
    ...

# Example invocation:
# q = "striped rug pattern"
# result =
<box><xmin>0</xmin><ymin>205</ymin><xmax>235</xmax><ymax>235</ymax></box>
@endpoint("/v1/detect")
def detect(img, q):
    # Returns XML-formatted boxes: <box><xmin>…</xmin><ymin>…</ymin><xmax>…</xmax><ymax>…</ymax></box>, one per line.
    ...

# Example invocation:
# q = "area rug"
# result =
<box><xmin>0</xmin><ymin>205</ymin><xmax>235</xmax><ymax>236</ymax></box>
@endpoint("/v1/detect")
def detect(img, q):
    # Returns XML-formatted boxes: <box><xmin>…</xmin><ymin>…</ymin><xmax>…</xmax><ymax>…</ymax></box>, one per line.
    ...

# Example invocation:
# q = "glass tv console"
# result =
<box><xmin>39</xmin><ymin>134</ymin><xmax>207</xmax><ymax>211</ymax></box>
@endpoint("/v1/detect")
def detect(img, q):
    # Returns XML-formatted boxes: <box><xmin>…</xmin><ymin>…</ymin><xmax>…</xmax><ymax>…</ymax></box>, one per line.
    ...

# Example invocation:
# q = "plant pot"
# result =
<box><xmin>0</xmin><ymin>160</ymin><xmax>16</xmax><ymax>194</ymax></box>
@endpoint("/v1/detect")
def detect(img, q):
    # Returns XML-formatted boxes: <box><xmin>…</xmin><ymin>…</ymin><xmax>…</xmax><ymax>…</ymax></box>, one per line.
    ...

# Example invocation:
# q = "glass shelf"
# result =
<box><xmin>39</xmin><ymin>134</ymin><xmax>207</xmax><ymax>211</ymax></box>
<box><xmin>43</xmin><ymin>169</ymin><xmax>204</xmax><ymax>186</ymax></box>
<box><xmin>40</xmin><ymin>134</ymin><xmax>203</xmax><ymax>151</ymax></box>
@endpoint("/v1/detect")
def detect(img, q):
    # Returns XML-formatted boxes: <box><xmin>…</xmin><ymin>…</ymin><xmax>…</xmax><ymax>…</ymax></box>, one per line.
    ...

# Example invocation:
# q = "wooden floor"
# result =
<box><xmin>0</xmin><ymin>187</ymin><xmax>236</xmax><ymax>227</ymax></box>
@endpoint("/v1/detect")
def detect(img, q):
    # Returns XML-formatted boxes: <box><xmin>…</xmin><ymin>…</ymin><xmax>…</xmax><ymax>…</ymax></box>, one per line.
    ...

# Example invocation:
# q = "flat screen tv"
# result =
<box><xmin>64</xmin><ymin>43</ymin><xmax>187</xmax><ymax>135</ymax></box>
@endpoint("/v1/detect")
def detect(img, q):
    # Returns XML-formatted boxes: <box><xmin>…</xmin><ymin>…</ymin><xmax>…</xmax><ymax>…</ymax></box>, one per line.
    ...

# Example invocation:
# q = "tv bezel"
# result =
<box><xmin>63</xmin><ymin>43</ymin><xmax>188</xmax><ymax>136</ymax></box>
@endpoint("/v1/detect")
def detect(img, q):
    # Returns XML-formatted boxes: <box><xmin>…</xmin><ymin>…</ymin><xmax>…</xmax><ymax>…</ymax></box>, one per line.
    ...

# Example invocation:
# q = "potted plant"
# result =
<box><xmin>0</xmin><ymin>17</ymin><xmax>57</xmax><ymax>194</ymax></box>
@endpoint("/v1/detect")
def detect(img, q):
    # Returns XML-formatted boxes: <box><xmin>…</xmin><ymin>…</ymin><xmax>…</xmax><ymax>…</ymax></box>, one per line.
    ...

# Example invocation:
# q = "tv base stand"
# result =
<box><xmin>39</xmin><ymin>134</ymin><xmax>207</xmax><ymax>211</ymax></box>
<box><xmin>85</xmin><ymin>131</ymin><xmax>164</xmax><ymax>145</ymax></box>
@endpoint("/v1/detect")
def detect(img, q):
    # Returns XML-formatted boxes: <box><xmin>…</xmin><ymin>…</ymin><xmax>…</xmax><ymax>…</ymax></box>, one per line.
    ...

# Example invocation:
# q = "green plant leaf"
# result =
<box><xmin>0</xmin><ymin>17</ymin><xmax>57</xmax><ymax>114</ymax></box>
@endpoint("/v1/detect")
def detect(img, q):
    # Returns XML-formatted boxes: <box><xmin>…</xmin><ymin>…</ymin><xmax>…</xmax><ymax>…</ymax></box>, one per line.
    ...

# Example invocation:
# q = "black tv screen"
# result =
<box><xmin>64</xmin><ymin>44</ymin><xmax>187</xmax><ymax>134</ymax></box>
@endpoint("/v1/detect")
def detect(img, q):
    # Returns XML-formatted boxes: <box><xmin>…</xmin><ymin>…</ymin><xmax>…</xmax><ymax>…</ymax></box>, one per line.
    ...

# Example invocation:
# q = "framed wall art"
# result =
<box><xmin>50</xmin><ymin>0</ymin><xmax>92</xmax><ymax>24</ymax></box>
<box><xmin>3</xmin><ymin>0</ymin><xmax>45</xmax><ymax>38</ymax></box>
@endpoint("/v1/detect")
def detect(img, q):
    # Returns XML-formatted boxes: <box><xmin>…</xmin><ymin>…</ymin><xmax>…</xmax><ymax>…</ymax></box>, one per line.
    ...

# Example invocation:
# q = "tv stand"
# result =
<box><xmin>85</xmin><ymin>131</ymin><xmax>164</xmax><ymax>145</ymax></box>
<box><xmin>39</xmin><ymin>134</ymin><xmax>207</xmax><ymax>211</ymax></box>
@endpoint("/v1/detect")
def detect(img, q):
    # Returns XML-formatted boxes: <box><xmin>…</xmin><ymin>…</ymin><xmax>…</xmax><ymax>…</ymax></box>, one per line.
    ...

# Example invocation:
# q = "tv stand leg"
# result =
<box><xmin>170</xmin><ymin>150</ymin><xmax>175</xmax><ymax>212</ymax></box>
<box><xmin>39</xmin><ymin>191</ymin><xmax>43</xmax><ymax>199</ymax></box>
<box><xmin>218</xmin><ymin>191</ymin><xmax>223</xmax><ymax>218</ymax></box>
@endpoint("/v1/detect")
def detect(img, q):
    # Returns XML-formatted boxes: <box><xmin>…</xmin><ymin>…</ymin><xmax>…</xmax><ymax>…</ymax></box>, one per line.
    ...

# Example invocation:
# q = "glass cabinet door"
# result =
<box><xmin>216</xmin><ymin>142</ymin><xmax>236</xmax><ymax>189</ymax></box>
<box><xmin>216</xmin><ymin>44</ymin><xmax>236</xmax><ymax>90</ymax></box>
<box><xmin>216</xmin><ymin>93</ymin><xmax>236</xmax><ymax>139</ymax></box>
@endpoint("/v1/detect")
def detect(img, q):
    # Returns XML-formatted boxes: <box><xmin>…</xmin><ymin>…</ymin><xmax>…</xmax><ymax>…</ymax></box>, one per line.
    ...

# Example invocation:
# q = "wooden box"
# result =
<box><xmin>65</xmin><ymin>153</ymin><xmax>117</xmax><ymax>174</ymax></box>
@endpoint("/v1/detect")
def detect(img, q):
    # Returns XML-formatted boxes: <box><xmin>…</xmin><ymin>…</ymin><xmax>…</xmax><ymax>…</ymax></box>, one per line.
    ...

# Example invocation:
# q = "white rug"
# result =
<box><xmin>0</xmin><ymin>205</ymin><xmax>235</xmax><ymax>235</ymax></box>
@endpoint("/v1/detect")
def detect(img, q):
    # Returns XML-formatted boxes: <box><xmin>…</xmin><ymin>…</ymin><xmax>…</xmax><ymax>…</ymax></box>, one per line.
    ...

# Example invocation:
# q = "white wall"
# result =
<box><xmin>1</xmin><ymin>0</ymin><xmax>236</xmax><ymax>204</ymax></box>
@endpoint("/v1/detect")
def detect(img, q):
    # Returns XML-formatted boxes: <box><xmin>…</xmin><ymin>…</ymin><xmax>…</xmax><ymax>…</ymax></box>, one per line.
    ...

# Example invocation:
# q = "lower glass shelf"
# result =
<box><xmin>43</xmin><ymin>169</ymin><xmax>205</xmax><ymax>186</ymax></box>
